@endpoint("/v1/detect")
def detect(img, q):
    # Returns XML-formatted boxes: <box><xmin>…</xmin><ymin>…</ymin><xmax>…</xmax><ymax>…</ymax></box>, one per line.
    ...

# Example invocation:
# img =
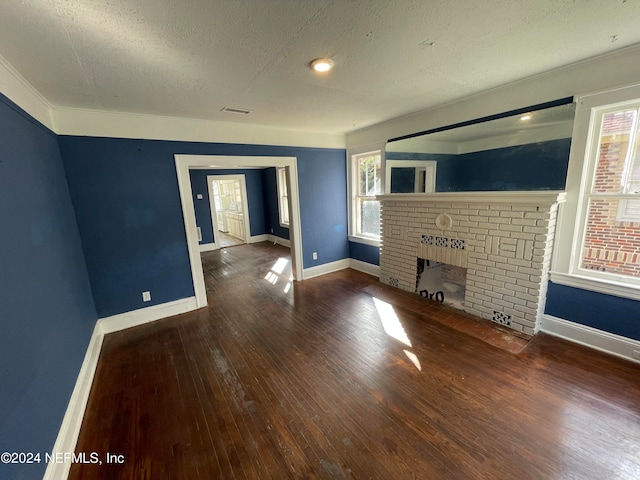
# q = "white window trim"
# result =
<box><xmin>347</xmin><ymin>144</ymin><xmax>385</xmax><ymax>246</ymax></box>
<box><xmin>550</xmin><ymin>83</ymin><xmax>640</xmax><ymax>301</ymax></box>
<box><xmin>276</xmin><ymin>167</ymin><xmax>290</xmax><ymax>228</ymax></box>
<box><xmin>616</xmin><ymin>199</ymin><xmax>640</xmax><ymax>223</ymax></box>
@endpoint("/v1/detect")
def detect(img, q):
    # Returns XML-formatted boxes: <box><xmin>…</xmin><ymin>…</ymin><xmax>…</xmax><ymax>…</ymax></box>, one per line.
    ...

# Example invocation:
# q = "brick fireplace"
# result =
<box><xmin>378</xmin><ymin>192</ymin><xmax>566</xmax><ymax>335</ymax></box>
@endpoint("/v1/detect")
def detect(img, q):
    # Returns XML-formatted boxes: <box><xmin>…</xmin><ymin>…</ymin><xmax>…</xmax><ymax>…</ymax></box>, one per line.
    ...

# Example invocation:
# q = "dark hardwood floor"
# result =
<box><xmin>70</xmin><ymin>242</ymin><xmax>640</xmax><ymax>479</ymax></box>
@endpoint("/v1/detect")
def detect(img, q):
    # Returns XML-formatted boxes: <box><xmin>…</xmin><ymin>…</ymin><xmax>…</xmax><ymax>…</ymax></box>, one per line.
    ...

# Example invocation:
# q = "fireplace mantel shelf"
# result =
<box><xmin>377</xmin><ymin>191</ymin><xmax>567</xmax><ymax>205</ymax></box>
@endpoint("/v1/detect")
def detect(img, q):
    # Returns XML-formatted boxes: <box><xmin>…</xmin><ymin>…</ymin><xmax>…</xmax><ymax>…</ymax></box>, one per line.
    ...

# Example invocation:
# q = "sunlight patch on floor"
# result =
<box><xmin>271</xmin><ymin>257</ymin><xmax>289</xmax><ymax>274</ymax></box>
<box><xmin>373</xmin><ymin>297</ymin><xmax>412</xmax><ymax>347</ymax></box>
<box><xmin>264</xmin><ymin>258</ymin><xmax>291</xmax><ymax>289</ymax></box>
<box><xmin>403</xmin><ymin>350</ymin><xmax>422</xmax><ymax>371</ymax></box>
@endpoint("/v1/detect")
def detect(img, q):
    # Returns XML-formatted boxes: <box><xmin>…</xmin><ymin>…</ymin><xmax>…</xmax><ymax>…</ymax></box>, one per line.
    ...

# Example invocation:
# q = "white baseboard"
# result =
<box><xmin>199</xmin><ymin>242</ymin><xmax>217</xmax><ymax>252</ymax></box>
<box><xmin>249</xmin><ymin>234</ymin><xmax>269</xmax><ymax>244</ymax></box>
<box><xmin>98</xmin><ymin>297</ymin><xmax>199</xmax><ymax>334</ymax></box>
<box><xmin>44</xmin><ymin>323</ymin><xmax>104</xmax><ymax>480</ymax></box>
<box><xmin>267</xmin><ymin>234</ymin><xmax>290</xmax><ymax>248</ymax></box>
<box><xmin>45</xmin><ymin>296</ymin><xmax>201</xmax><ymax>479</ymax></box>
<box><xmin>540</xmin><ymin>314</ymin><xmax>640</xmax><ymax>364</ymax></box>
<box><xmin>303</xmin><ymin>258</ymin><xmax>350</xmax><ymax>280</ymax></box>
<box><xmin>349</xmin><ymin>259</ymin><xmax>380</xmax><ymax>277</ymax></box>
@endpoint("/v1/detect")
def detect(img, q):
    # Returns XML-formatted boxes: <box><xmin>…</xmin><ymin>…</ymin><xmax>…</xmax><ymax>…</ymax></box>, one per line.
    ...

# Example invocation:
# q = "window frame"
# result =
<box><xmin>276</xmin><ymin>166</ymin><xmax>290</xmax><ymax>228</ymax></box>
<box><xmin>347</xmin><ymin>145</ymin><xmax>385</xmax><ymax>246</ymax></box>
<box><xmin>550</xmin><ymin>83</ymin><xmax>640</xmax><ymax>301</ymax></box>
<box><xmin>616</xmin><ymin>199</ymin><xmax>640</xmax><ymax>223</ymax></box>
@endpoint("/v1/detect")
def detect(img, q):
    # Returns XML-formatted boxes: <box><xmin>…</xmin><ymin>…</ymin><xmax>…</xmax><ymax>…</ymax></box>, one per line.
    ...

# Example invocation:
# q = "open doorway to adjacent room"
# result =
<box><xmin>175</xmin><ymin>155</ymin><xmax>303</xmax><ymax>310</ymax></box>
<box><xmin>208</xmin><ymin>174</ymin><xmax>250</xmax><ymax>249</ymax></box>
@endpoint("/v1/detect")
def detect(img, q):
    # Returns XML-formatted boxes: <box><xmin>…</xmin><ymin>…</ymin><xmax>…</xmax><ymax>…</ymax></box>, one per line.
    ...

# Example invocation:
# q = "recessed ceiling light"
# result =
<box><xmin>520</xmin><ymin>114</ymin><xmax>532</xmax><ymax>121</ymax></box>
<box><xmin>310</xmin><ymin>58</ymin><xmax>334</xmax><ymax>72</ymax></box>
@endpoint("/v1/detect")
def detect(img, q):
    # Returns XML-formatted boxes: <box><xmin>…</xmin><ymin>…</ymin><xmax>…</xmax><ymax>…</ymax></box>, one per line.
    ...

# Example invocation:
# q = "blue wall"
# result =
<box><xmin>0</xmin><ymin>95</ymin><xmax>96</xmax><ymax>480</ymax></box>
<box><xmin>59</xmin><ymin>137</ymin><xmax>195</xmax><ymax>318</ymax></box>
<box><xmin>436</xmin><ymin>139</ymin><xmax>571</xmax><ymax>191</ymax></box>
<box><xmin>262</xmin><ymin>168</ymin><xmax>290</xmax><ymax>241</ymax></box>
<box><xmin>59</xmin><ymin>137</ymin><xmax>348</xmax><ymax>317</ymax></box>
<box><xmin>349</xmin><ymin>241</ymin><xmax>380</xmax><ymax>266</ymax></box>
<box><xmin>545</xmin><ymin>282</ymin><xmax>640</xmax><ymax>341</ymax></box>
<box><xmin>388</xmin><ymin>138</ymin><xmax>571</xmax><ymax>192</ymax></box>
<box><xmin>390</xmin><ymin>167</ymin><xmax>416</xmax><ymax>193</ymax></box>
<box><xmin>189</xmin><ymin>169</ymin><xmax>267</xmax><ymax>245</ymax></box>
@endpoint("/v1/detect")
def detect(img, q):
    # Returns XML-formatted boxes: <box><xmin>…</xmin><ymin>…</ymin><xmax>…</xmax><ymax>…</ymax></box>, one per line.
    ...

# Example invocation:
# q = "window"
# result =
<box><xmin>577</xmin><ymin>104</ymin><xmax>640</xmax><ymax>281</ymax></box>
<box><xmin>351</xmin><ymin>151</ymin><xmax>382</xmax><ymax>240</ymax></box>
<box><xmin>277</xmin><ymin>167</ymin><xmax>289</xmax><ymax>227</ymax></box>
<box><xmin>552</xmin><ymin>85</ymin><xmax>640</xmax><ymax>299</ymax></box>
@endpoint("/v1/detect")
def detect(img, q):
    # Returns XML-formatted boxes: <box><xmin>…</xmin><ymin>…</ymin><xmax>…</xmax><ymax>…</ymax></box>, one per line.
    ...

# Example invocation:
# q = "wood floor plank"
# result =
<box><xmin>69</xmin><ymin>242</ymin><xmax>640</xmax><ymax>479</ymax></box>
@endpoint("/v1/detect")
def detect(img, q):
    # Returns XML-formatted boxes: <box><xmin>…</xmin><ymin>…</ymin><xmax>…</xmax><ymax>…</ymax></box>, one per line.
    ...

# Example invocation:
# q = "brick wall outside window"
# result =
<box><xmin>581</xmin><ymin>112</ymin><xmax>640</xmax><ymax>278</ymax></box>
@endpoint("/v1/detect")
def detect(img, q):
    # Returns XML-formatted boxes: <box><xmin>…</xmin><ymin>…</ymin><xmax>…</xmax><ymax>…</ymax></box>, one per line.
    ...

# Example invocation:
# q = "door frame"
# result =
<box><xmin>174</xmin><ymin>155</ymin><xmax>303</xmax><ymax>309</ymax></box>
<box><xmin>385</xmin><ymin>160</ymin><xmax>437</xmax><ymax>193</ymax></box>
<box><xmin>207</xmin><ymin>174</ymin><xmax>251</xmax><ymax>249</ymax></box>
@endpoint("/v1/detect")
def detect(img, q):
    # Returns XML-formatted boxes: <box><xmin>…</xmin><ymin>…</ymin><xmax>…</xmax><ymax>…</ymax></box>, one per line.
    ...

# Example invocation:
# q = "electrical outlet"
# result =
<box><xmin>632</xmin><ymin>350</ymin><xmax>640</xmax><ymax>361</ymax></box>
<box><xmin>196</xmin><ymin>193</ymin><xmax>203</xmax><ymax>199</ymax></box>
<box><xmin>270</xmin><ymin>228</ymin><xmax>274</xmax><ymax>233</ymax></box>
<box><xmin>142</xmin><ymin>291</ymin><xmax>151</xmax><ymax>302</ymax></box>
<box><xmin>312</xmin><ymin>252</ymin><xmax>318</xmax><ymax>260</ymax></box>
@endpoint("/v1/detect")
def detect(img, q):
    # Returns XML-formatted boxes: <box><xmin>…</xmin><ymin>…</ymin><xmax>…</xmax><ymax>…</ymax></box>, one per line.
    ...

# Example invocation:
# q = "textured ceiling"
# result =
<box><xmin>1</xmin><ymin>0</ymin><xmax>639</xmax><ymax>134</ymax></box>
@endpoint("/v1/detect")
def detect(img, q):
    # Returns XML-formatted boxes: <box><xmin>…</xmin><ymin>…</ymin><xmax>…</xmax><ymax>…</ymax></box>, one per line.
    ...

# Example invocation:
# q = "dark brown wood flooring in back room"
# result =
<box><xmin>70</xmin><ymin>242</ymin><xmax>640</xmax><ymax>480</ymax></box>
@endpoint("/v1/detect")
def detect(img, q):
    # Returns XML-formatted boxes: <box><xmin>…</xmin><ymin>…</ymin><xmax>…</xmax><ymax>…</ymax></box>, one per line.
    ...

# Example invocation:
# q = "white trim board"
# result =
<box><xmin>45</xmin><ymin>296</ymin><xmax>200</xmax><ymax>479</ymax></box>
<box><xmin>175</xmin><ymin>155</ymin><xmax>304</xmax><ymax>310</ymax></box>
<box><xmin>349</xmin><ymin>259</ymin><xmax>380</xmax><ymax>277</ymax></box>
<box><xmin>199</xmin><ymin>242</ymin><xmax>217</xmax><ymax>252</ymax></box>
<box><xmin>550</xmin><ymin>272</ymin><xmax>640</xmax><ymax>302</ymax></box>
<box><xmin>98</xmin><ymin>297</ymin><xmax>199</xmax><ymax>335</ymax></box>
<box><xmin>268</xmin><ymin>234</ymin><xmax>291</xmax><ymax>248</ymax></box>
<box><xmin>200</xmin><ymin>235</ymin><xmax>288</xmax><ymax>251</ymax></box>
<box><xmin>249</xmin><ymin>234</ymin><xmax>269</xmax><ymax>244</ymax></box>
<box><xmin>43</xmin><ymin>323</ymin><xmax>104</xmax><ymax>480</ymax></box>
<box><xmin>52</xmin><ymin>106</ymin><xmax>345</xmax><ymax>149</ymax></box>
<box><xmin>540</xmin><ymin>314</ymin><xmax>640</xmax><ymax>365</ymax></box>
<box><xmin>303</xmin><ymin>259</ymin><xmax>350</xmax><ymax>280</ymax></box>
<box><xmin>0</xmin><ymin>52</ymin><xmax>346</xmax><ymax>148</ymax></box>
<box><xmin>0</xmin><ymin>52</ymin><xmax>53</xmax><ymax>130</ymax></box>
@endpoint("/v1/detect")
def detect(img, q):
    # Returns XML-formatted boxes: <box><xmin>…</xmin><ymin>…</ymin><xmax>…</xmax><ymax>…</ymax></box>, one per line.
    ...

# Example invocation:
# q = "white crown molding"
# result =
<box><xmin>0</xmin><ymin>53</ymin><xmax>53</xmax><ymax>130</ymax></box>
<box><xmin>347</xmin><ymin>44</ymin><xmax>640</xmax><ymax>149</ymax></box>
<box><xmin>540</xmin><ymin>314</ymin><xmax>640</xmax><ymax>365</ymax></box>
<box><xmin>51</xmin><ymin>106</ymin><xmax>346</xmax><ymax>149</ymax></box>
<box><xmin>0</xmin><ymin>54</ymin><xmax>345</xmax><ymax>148</ymax></box>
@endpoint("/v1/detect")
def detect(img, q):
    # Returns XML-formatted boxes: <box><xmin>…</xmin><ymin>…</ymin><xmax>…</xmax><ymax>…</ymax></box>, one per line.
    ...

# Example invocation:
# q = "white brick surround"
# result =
<box><xmin>378</xmin><ymin>192</ymin><xmax>567</xmax><ymax>335</ymax></box>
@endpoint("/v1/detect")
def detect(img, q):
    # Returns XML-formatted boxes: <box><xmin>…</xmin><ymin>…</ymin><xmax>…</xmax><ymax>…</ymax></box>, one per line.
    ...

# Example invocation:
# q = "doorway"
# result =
<box><xmin>174</xmin><ymin>155</ymin><xmax>303</xmax><ymax>310</ymax></box>
<box><xmin>385</xmin><ymin>160</ymin><xmax>436</xmax><ymax>193</ymax></box>
<box><xmin>207</xmin><ymin>175</ymin><xmax>250</xmax><ymax>249</ymax></box>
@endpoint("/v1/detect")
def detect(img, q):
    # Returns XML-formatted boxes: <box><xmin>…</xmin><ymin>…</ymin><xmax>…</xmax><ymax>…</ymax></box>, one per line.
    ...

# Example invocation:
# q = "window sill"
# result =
<box><xmin>348</xmin><ymin>235</ymin><xmax>380</xmax><ymax>247</ymax></box>
<box><xmin>279</xmin><ymin>223</ymin><xmax>290</xmax><ymax>229</ymax></box>
<box><xmin>549</xmin><ymin>271</ymin><xmax>640</xmax><ymax>302</ymax></box>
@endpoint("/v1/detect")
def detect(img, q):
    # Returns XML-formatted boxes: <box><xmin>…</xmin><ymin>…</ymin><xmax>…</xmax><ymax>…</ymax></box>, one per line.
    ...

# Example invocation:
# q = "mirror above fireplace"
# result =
<box><xmin>384</xmin><ymin>99</ymin><xmax>576</xmax><ymax>193</ymax></box>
